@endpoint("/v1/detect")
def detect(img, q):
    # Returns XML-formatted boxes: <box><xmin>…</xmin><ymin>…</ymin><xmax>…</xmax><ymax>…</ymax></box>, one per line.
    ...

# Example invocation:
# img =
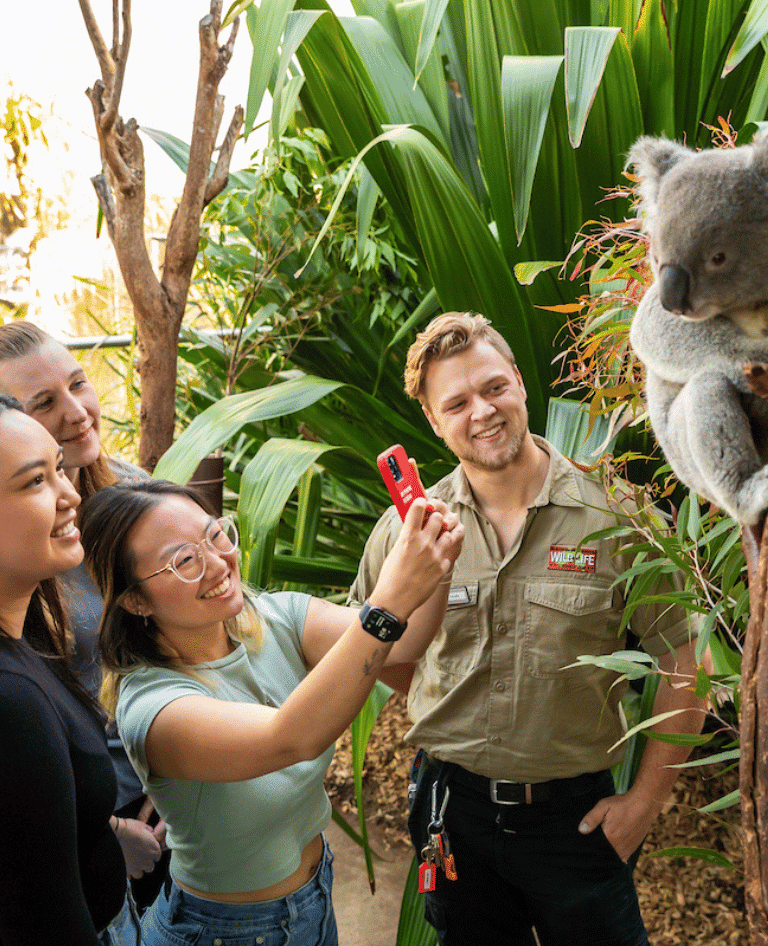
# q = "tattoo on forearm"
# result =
<box><xmin>362</xmin><ymin>648</ymin><xmax>385</xmax><ymax>677</ymax></box>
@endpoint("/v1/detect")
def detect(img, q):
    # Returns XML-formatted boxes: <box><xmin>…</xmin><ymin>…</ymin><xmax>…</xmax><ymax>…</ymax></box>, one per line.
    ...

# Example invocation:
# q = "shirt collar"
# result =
<box><xmin>447</xmin><ymin>435</ymin><xmax>586</xmax><ymax>511</ymax></box>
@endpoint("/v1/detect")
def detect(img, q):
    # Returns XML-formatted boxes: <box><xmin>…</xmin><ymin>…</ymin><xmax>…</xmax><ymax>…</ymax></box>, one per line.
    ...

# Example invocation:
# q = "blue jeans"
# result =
<box><xmin>98</xmin><ymin>885</ymin><xmax>142</xmax><ymax>946</ymax></box>
<box><xmin>140</xmin><ymin>836</ymin><xmax>337</xmax><ymax>946</ymax></box>
<box><xmin>409</xmin><ymin>756</ymin><xmax>649</xmax><ymax>946</ymax></box>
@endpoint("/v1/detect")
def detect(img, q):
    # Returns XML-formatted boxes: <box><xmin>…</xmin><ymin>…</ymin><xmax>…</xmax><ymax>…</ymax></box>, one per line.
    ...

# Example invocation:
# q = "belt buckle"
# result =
<box><xmin>489</xmin><ymin>779</ymin><xmax>533</xmax><ymax>805</ymax></box>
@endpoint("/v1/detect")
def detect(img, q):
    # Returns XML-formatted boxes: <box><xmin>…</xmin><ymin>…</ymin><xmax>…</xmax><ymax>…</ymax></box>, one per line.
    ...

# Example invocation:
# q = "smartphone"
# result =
<box><xmin>377</xmin><ymin>444</ymin><xmax>433</xmax><ymax>523</ymax></box>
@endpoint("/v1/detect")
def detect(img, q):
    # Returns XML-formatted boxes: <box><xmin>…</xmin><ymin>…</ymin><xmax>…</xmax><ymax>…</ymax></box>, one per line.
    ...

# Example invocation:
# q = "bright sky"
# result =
<box><xmin>2</xmin><ymin>1</ymin><xmax>354</xmax><ymax>332</ymax></box>
<box><xmin>4</xmin><ymin>0</ymin><xmax>355</xmax><ymax>192</ymax></box>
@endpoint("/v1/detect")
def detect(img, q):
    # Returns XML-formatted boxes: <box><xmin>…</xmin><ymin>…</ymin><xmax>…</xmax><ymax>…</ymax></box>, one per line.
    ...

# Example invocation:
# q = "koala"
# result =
<box><xmin>627</xmin><ymin>131</ymin><xmax>768</xmax><ymax>525</ymax></box>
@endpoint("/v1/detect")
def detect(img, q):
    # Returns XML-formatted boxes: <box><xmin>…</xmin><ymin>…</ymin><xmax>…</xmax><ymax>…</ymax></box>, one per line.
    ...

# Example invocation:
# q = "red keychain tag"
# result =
<box><xmin>418</xmin><ymin>861</ymin><xmax>437</xmax><ymax>893</ymax></box>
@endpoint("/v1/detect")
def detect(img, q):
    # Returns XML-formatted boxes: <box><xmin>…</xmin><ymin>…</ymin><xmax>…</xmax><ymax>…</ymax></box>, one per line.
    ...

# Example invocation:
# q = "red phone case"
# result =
<box><xmin>377</xmin><ymin>444</ymin><xmax>428</xmax><ymax>521</ymax></box>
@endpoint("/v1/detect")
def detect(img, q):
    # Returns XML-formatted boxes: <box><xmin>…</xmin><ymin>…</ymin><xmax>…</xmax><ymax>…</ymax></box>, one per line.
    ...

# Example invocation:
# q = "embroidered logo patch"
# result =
<box><xmin>548</xmin><ymin>546</ymin><xmax>597</xmax><ymax>573</ymax></box>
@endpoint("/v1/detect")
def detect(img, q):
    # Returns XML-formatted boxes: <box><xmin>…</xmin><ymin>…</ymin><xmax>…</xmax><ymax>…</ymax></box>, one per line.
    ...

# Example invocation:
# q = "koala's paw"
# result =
<box><xmin>744</xmin><ymin>362</ymin><xmax>768</xmax><ymax>398</ymax></box>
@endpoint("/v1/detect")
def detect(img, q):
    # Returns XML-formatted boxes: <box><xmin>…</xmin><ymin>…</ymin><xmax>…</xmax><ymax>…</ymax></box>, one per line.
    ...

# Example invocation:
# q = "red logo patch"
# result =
<box><xmin>548</xmin><ymin>546</ymin><xmax>597</xmax><ymax>573</ymax></box>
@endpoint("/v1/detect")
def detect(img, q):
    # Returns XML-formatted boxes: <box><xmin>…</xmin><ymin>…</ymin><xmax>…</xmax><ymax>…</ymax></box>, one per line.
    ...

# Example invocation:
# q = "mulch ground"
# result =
<box><xmin>326</xmin><ymin>693</ymin><xmax>747</xmax><ymax>945</ymax></box>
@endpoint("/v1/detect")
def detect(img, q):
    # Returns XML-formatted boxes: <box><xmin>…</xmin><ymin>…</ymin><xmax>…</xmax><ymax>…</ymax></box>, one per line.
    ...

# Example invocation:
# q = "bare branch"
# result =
<box><xmin>90</xmin><ymin>173</ymin><xmax>116</xmax><ymax>242</ymax></box>
<box><xmin>220</xmin><ymin>15</ymin><xmax>239</xmax><ymax>66</ymax></box>
<box><xmin>104</xmin><ymin>0</ymin><xmax>132</xmax><ymax>132</ymax></box>
<box><xmin>86</xmin><ymin>81</ymin><xmax>133</xmax><ymax>189</ymax></box>
<box><xmin>204</xmin><ymin>105</ymin><xmax>244</xmax><ymax>206</ymax></box>
<box><xmin>78</xmin><ymin>0</ymin><xmax>116</xmax><ymax>85</ymax></box>
<box><xmin>112</xmin><ymin>0</ymin><xmax>120</xmax><ymax>60</ymax></box>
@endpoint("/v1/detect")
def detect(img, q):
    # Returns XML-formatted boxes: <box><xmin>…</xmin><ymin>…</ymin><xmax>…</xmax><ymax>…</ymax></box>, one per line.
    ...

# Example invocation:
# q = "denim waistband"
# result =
<box><xmin>165</xmin><ymin>833</ymin><xmax>333</xmax><ymax>922</ymax></box>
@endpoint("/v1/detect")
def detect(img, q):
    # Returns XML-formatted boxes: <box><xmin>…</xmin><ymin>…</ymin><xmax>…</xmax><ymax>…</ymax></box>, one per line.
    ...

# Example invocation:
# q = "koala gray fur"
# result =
<box><xmin>627</xmin><ymin>131</ymin><xmax>768</xmax><ymax>524</ymax></box>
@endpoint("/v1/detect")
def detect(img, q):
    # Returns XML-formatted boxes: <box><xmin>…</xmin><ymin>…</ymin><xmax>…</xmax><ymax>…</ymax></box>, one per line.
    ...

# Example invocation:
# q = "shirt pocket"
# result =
<box><xmin>426</xmin><ymin>581</ymin><xmax>481</xmax><ymax>679</ymax></box>
<box><xmin>524</xmin><ymin>580</ymin><xmax>617</xmax><ymax>680</ymax></box>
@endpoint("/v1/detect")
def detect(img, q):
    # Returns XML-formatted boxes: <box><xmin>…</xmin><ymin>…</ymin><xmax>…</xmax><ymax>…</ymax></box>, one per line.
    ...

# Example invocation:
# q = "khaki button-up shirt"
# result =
<box><xmin>349</xmin><ymin>438</ymin><xmax>693</xmax><ymax>782</ymax></box>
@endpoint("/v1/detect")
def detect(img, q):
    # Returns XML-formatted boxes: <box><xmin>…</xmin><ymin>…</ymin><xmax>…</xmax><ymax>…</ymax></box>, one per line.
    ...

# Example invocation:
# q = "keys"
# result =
<box><xmin>440</xmin><ymin>829</ymin><xmax>458</xmax><ymax>881</ymax></box>
<box><xmin>419</xmin><ymin>833</ymin><xmax>442</xmax><ymax>893</ymax></box>
<box><xmin>417</xmin><ymin>781</ymin><xmax>458</xmax><ymax>892</ymax></box>
<box><xmin>418</xmin><ymin>860</ymin><xmax>437</xmax><ymax>893</ymax></box>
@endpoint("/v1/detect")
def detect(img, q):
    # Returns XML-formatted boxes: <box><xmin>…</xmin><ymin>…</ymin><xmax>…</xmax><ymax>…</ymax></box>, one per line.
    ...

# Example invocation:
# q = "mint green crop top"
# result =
<box><xmin>116</xmin><ymin>591</ymin><xmax>335</xmax><ymax>893</ymax></box>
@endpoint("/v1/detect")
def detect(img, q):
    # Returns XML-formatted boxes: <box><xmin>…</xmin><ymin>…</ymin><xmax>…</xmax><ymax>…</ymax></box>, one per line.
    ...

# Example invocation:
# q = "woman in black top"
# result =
<box><xmin>0</xmin><ymin>395</ymin><xmax>125</xmax><ymax>945</ymax></box>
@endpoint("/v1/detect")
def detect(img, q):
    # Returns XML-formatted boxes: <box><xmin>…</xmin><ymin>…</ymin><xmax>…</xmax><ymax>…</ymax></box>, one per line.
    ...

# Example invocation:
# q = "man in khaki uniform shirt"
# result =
<box><xmin>349</xmin><ymin>313</ymin><xmax>707</xmax><ymax>946</ymax></box>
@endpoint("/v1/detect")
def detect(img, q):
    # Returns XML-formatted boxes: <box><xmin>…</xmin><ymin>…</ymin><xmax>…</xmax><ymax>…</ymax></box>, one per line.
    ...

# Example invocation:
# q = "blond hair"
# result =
<box><xmin>404</xmin><ymin>311</ymin><xmax>515</xmax><ymax>403</ymax></box>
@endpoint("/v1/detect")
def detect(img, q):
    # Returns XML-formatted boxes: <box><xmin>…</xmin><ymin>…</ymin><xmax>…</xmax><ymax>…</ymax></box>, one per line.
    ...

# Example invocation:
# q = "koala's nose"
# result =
<box><xmin>659</xmin><ymin>265</ymin><xmax>691</xmax><ymax>314</ymax></box>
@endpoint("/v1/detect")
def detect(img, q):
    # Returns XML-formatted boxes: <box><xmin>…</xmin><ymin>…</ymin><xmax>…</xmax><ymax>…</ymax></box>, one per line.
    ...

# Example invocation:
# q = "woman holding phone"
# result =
<box><xmin>79</xmin><ymin>478</ymin><xmax>463</xmax><ymax>946</ymax></box>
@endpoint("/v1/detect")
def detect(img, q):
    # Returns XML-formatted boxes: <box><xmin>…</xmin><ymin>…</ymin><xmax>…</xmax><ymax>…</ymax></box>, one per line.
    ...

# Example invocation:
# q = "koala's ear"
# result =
<box><xmin>626</xmin><ymin>136</ymin><xmax>692</xmax><ymax>219</ymax></box>
<box><xmin>750</xmin><ymin>128</ymin><xmax>768</xmax><ymax>182</ymax></box>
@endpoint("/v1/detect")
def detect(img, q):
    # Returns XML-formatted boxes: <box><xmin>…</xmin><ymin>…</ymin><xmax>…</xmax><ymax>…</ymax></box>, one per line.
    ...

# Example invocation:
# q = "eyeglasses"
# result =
<box><xmin>134</xmin><ymin>517</ymin><xmax>239</xmax><ymax>585</ymax></box>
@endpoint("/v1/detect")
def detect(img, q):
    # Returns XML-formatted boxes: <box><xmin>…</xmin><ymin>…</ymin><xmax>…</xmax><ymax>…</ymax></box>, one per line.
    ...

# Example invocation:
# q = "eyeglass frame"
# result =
<box><xmin>130</xmin><ymin>516</ymin><xmax>239</xmax><ymax>587</ymax></box>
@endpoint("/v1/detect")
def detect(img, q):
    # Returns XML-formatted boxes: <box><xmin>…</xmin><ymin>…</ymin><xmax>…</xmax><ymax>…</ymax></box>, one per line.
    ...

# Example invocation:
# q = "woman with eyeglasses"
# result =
<box><xmin>0</xmin><ymin>394</ymin><xmax>126</xmax><ymax>944</ymax></box>
<box><xmin>0</xmin><ymin>322</ymin><xmax>166</xmax><ymax>932</ymax></box>
<box><xmin>79</xmin><ymin>478</ymin><xmax>463</xmax><ymax>946</ymax></box>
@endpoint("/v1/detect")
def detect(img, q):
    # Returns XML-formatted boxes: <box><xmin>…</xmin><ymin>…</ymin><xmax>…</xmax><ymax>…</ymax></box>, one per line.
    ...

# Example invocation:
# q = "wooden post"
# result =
<box><xmin>741</xmin><ymin>521</ymin><xmax>768</xmax><ymax>945</ymax></box>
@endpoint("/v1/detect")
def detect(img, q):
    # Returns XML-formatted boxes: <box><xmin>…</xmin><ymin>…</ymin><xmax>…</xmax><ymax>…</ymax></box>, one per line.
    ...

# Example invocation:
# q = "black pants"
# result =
<box><xmin>407</xmin><ymin>753</ymin><xmax>649</xmax><ymax>946</ymax></box>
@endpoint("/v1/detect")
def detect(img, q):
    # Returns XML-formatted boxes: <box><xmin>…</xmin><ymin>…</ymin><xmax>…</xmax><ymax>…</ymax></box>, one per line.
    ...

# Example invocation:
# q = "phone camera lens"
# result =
<box><xmin>387</xmin><ymin>455</ymin><xmax>402</xmax><ymax>482</ymax></box>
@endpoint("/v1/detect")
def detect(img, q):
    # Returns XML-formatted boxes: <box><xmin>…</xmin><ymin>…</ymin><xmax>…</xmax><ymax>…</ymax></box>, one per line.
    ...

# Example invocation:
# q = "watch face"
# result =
<box><xmin>361</xmin><ymin>603</ymin><xmax>404</xmax><ymax>641</ymax></box>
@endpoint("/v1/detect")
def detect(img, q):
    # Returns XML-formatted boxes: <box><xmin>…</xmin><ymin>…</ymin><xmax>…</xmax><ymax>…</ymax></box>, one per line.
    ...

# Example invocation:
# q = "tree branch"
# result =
<box><xmin>103</xmin><ymin>0</ymin><xmax>131</xmax><ymax>134</ymax></box>
<box><xmin>90</xmin><ymin>173</ymin><xmax>116</xmax><ymax>242</ymax></box>
<box><xmin>164</xmin><ymin>1</ymin><xmax>240</xmax><ymax>301</ymax></box>
<box><xmin>204</xmin><ymin>105</ymin><xmax>244</xmax><ymax>206</ymax></box>
<box><xmin>78</xmin><ymin>0</ymin><xmax>115</xmax><ymax>85</ymax></box>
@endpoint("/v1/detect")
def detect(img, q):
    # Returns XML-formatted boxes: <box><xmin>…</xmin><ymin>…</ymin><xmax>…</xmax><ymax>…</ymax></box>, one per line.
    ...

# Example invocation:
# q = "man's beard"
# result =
<box><xmin>457</xmin><ymin>416</ymin><xmax>527</xmax><ymax>472</ymax></box>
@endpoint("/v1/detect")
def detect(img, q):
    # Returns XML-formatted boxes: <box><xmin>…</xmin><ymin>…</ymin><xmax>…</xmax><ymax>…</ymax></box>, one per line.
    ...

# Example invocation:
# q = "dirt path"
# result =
<box><xmin>326</xmin><ymin>694</ymin><xmax>746</xmax><ymax>945</ymax></box>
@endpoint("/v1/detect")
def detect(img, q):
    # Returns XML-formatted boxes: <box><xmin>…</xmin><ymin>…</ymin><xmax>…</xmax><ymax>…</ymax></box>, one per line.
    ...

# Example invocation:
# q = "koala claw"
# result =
<box><xmin>744</xmin><ymin>362</ymin><xmax>768</xmax><ymax>398</ymax></box>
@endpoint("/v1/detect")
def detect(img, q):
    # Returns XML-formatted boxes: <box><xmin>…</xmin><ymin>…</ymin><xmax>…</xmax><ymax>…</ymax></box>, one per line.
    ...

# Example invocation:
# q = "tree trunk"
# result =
<box><xmin>79</xmin><ymin>0</ymin><xmax>243</xmax><ymax>470</ymax></box>
<box><xmin>740</xmin><ymin>522</ymin><xmax>768</xmax><ymax>945</ymax></box>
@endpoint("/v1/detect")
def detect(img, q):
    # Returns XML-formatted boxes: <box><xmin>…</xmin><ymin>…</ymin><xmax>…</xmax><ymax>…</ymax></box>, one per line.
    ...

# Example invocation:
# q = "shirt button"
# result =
<box><xmin>497</xmin><ymin>624</ymin><xmax>508</xmax><ymax>635</ymax></box>
<box><xmin>256</xmin><ymin>939</ymin><xmax>265</xmax><ymax>945</ymax></box>
<box><xmin>214</xmin><ymin>940</ymin><xmax>223</xmax><ymax>946</ymax></box>
<box><xmin>494</xmin><ymin>681</ymin><xmax>506</xmax><ymax>692</ymax></box>
<box><xmin>490</xmin><ymin>735</ymin><xmax>502</xmax><ymax>745</ymax></box>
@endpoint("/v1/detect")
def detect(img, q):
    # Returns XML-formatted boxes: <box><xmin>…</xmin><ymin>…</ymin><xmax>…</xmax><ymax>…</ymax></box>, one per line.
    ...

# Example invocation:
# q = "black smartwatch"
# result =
<box><xmin>359</xmin><ymin>600</ymin><xmax>408</xmax><ymax>643</ymax></box>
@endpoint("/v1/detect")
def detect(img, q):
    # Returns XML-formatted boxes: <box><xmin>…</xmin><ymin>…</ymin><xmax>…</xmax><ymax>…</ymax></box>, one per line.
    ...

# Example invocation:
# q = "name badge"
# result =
<box><xmin>446</xmin><ymin>582</ymin><xmax>478</xmax><ymax>609</ymax></box>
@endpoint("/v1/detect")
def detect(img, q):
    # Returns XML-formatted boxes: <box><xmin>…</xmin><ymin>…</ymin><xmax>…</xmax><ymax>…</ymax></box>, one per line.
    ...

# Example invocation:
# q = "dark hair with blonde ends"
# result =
<box><xmin>80</xmin><ymin>480</ymin><xmax>261</xmax><ymax>716</ymax></box>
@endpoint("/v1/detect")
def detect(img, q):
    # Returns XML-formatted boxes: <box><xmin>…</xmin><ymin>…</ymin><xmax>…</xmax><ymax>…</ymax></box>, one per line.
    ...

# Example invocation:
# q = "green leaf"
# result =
<box><xmin>564</xmin><ymin>26</ymin><xmax>620</xmax><ymax>147</ymax></box>
<box><xmin>724</xmin><ymin>0</ymin><xmax>768</xmax><ymax>74</ymax></box>
<box><xmin>608</xmin><ymin>708</ymin><xmax>705</xmax><ymax>751</ymax></box>
<box><xmin>667</xmin><ymin>747</ymin><xmax>740</xmax><ymax>769</ymax></box>
<box><xmin>154</xmin><ymin>377</ymin><xmax>343</xmax><ymax>484</ymax></box>
<box><xmin>340</xmin><ymin>15</ymin><xmax>448</xmax><ymax>149</ymax></box>
<box><xmin>698</xmin><ymin>789</ymin><xmax>740</xmax><ymax>813</ymax></box>
<box><xmin>564</xmin><ymin>653</ymin><xmax>656</xmax><ymax>679</ymax></box>
<box><xmin>244</xmin><ymin>0</ymin><xmax>297</xmax><ymax>138</ymax></box>
<box><xmin>630</xmin><ymin>0</ymin><xmax>674</xmax><ymax>135</ymax></box>
<box><xmin>239</xmin><ymin>440</ymin><xmax>345</xmax><ymax>539</ymax></box>
<box><xmin>501</xmin><ymin>55</ymin><xmax>564</xmax><ymax>241</ymax></box>
<box><xmin>645</xmin><ymin>730</ymin><xmax>714</xmax><ymax>747</ymax></box>
<box><xmin>270</xmin><ymin>10</ymin><xmax>324</xmax><ymax>146</ymax></box>
<box><xmin>649</xmin><ymin>847</ymin><xmax>734</xmax><ymax>869</ymax></box>
<box><xmin>351</xmin><ymin>681</ymin><xmax>394</xmax><ymax>891</ymax></box>
<box><xmin>412</xmin><ymin>0</ymin><xmax>451</xmax><ymax>85</ymax></box>
<box><xmin>356</xmin><ymin>165</ymin><xmax>381</xmax><ymax>266</ymax></box>
<box><xmin>395</xmin><ymin>0</ymin><xmax>451</xmax><ymax>141</ymax></box>
<box><xmin>464</xmin><ymin>0</ymin><xmax>518</xmax><ymax>258</ymax></box>
<box><xmin>514</xmin><ymin>260</ymin><xmax>562</xmax><ymax>285</ymax></box>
